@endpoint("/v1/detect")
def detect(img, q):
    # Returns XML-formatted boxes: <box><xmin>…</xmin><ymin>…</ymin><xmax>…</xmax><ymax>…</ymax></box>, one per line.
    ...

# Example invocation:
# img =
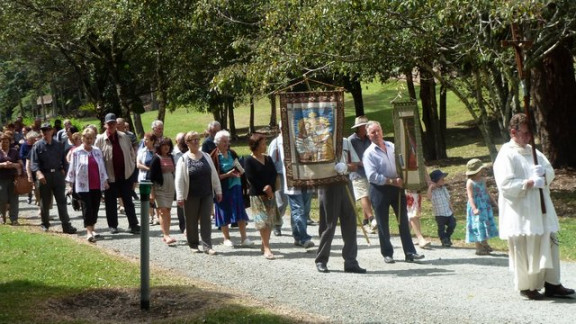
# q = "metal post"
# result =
<box><xmin>139</xmin><ymin>181</ymin><xmax>152</xmax><ymax>310</ymax></box>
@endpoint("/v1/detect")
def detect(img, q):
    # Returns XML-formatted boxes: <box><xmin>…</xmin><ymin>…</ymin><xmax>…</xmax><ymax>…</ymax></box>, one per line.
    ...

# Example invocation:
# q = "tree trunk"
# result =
<box><xmin>343</xmin><ymin>76</ymin><xmax>364</xmax><ymax>116</ymax></box>
<box><xmin>133</xmin><ymin>112</ymin><xmax>144</xmax><ymax>139</ymax></box>
<box><xmin>155</xmin><ymin>48</ymin><xmax>166</xmax><ymax>122</ymax></box>
<box><xmin>438</xmin><ymin>84</ymin><xmax>447</xmax><ymax>159</ymax></box>
<box><xmin>269</xmin><ymin>94</ymin><xmax>277</xmax><ymax>127</ymax></box>
<box><xmin>405</xmin><ymin>68</ymin><xmax>417</xmax><ymax>100</ymax></box>
<box><xmin>249</xmin><ymin>96</ymin><xmax>255</xmax><ymax>134</ymax></box>
<box><xmin>114</xmin><ymin>82</ymin><xmax>134</xmax><ymax>132</ymax></box>
<box><xmin>220</xmin><ymin>102</ymin><xmax>228</xmax><ymax>130</ymax></box>
<box><xmin>473</xmin><ymin>70</ymin><xmax>497</xmax><ymax>161</ymax></box>
<box><xmin>419</xmin><ymin>68</ymin><xmax>441</xmax><ymax>161</ymax></box>
<box><xmin>50</xmin><ymin>82</ymin><xmax>58</xmax><ymax>116</ymax></box>
<box><xmin>531</xmin><ymin>43</ymin><xmax>576</xmax><ymax>168</ymax></box>
<box><xmin>226</xmin><ymin>97</ymin><xmax>236</xmax><ymax>138</ymax></box>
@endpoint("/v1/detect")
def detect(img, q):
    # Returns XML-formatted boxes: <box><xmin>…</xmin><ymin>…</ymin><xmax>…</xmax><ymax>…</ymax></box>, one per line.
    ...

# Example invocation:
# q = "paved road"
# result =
<box><xmin>17</xmin><ymin>195</ymin><xmax>576</xmax><ymax>323</ymax></box>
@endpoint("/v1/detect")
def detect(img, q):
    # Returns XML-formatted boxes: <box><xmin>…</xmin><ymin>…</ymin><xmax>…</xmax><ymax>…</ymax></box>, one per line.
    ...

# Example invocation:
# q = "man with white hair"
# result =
<box><xmin>138</xmin><ymin>120</ymin><xmax>164</xmax><ymax>151</ymax></box>
<box><xmin>116</xmin><ymin>118</ymin><xmax>138</xmax><ymax>149</ymax></box>
<box><xmin>363</xmin><ymin>120</ymin><xmax>424</xmax><ymax>264</ymax></box>
<box><xmin>55</xmin><ymin>119</ymin><xmax>72</xmax><ymax>142</ymax></box>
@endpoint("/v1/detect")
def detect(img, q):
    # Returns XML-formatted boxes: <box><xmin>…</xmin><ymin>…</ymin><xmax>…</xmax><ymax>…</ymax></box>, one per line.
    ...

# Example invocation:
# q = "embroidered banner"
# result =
<box><xmin>280</xmin><ymin>91</ymin><xmax>347</xmax><ymax>187</ymax></box>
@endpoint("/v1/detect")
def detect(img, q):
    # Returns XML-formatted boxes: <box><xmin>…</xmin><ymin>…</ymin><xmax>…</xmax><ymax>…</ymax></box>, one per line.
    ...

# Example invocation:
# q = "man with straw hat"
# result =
<box><xmin>348</xmin><ymin>115</ymin><xmax>377</xmax><ymax>233</ymax></box>
<box><xmin>493</xmin><ymin>113</ymin><xmax>574</xmax><ymax>300</ymax></box>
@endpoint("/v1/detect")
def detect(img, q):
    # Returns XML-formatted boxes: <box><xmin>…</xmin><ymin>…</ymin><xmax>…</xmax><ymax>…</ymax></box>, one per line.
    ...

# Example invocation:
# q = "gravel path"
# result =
<box><xmin>17</xmin><ymin>195</ymin><xmax>576</xmax><ymax>323</ymax></box>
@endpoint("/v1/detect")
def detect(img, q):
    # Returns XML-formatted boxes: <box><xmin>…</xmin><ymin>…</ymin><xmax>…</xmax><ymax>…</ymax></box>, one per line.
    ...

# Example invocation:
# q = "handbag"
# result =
<box><xmin>13</xmin><ymin>175</ymin><xmax>34</xmax><ymax>195</ymax></box>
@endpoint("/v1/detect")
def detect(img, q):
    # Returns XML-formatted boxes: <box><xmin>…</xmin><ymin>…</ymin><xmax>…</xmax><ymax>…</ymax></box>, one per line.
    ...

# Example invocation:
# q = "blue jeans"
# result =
<box><xmin>288</xmin><ymin>189</ymin><xmax>312</xmax><ymax>244</ymax></box>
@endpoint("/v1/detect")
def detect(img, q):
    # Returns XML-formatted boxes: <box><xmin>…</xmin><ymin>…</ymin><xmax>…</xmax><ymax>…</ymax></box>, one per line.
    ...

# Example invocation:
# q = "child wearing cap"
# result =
<box><xmin>464</xmin><ymin>158</ymin><xmax>499</xmax><ymax>255</ymax></box>
<box><xmin>427</xmin><ymin>169</ymin><xmax>456</xmax><ymax>247</ymax></box>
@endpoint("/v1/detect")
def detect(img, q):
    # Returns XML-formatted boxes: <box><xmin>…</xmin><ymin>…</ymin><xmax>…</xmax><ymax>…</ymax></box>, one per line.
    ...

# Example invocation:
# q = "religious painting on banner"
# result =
<box><xmin>392</xmin><ymin>100</ymin><xmax>428</xmax><ymax>191</ymax></box>
<box><xmin>280</xmin><ymin>90</ymin><xmax>348</xmax><ymax>187</ymax></box>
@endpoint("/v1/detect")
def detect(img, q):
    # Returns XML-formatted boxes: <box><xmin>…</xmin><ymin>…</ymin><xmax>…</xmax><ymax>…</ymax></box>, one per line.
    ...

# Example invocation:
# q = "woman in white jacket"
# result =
<box><xmin>175</xmin><ymin>131</ymin><xmax>222</xmax><ymax>255</ymax></box>
<box><xmin>66</xmin><ymin>128</ymin><xmax>109</xmax><ymax>242</ymax></box>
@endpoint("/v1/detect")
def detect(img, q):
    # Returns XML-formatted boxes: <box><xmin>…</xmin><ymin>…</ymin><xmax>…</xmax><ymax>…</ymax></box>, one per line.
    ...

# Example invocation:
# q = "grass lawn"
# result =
<box><xmin>0</xmin><ymin>226</ymin><xmax>305</xmax><ymax>323</ymax></box>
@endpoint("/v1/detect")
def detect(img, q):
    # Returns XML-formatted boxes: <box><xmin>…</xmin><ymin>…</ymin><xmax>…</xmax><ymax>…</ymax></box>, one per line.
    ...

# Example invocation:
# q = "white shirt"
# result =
<box><xmin>363</xmin><ymin>141</ymin><xmax>397</xmax><ymax>186</ymax></box>
<box><xmin>493</xmin><ymin>140</ymin><xmax>559</xmax><ymax>239</ymax></box>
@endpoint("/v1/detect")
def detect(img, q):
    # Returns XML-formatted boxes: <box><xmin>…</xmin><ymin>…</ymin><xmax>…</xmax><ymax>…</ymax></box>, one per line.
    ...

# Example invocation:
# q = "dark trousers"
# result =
<box><xmin>0</xmin><ymin>178</ymin><xmax>18</xmax><ymax>222</ymax></box>
<box><xmin>315</xmin><ymin>182</ymin><xmax>358</xmax><ymax>268</ymax></box>
<box><xmin>38</xmin><ymin>171</ymin><xmax>70</xmax><ymax>227</ymax></box>
<box><xmin>184</xmin><ymin>195</ymin><xmax>213</xmax><ymax>249</ymax></box>
<box><xmin>177</xmin><ymin>206</ymin><xmax>186</xmax><ymax>233</ymax></box>
<box><xmin>369</xmin><ymin>184</ymin><xmax>416</xmax><ymax>258</ymax></box>
<box><xmin>435</xmin><ymin>215</ymin><xmax>456</xmax><ymax>240</ymax></box>
<box><xmin>104</xmin><ymin>178</ymin><xmax>138</xmax><ymax>228</ymax></box>
<box><xmin>79</xmin><ymin>189</ymin><xmax>102</xmax><ymax>228</ymax></box>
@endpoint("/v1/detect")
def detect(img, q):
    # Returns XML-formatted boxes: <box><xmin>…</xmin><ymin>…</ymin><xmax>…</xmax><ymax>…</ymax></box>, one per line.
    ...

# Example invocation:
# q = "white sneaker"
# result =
<box><xmin>302</xmin><ymin>240</ymin><xmax>315</xmax><ymax>249</ymax></box>
<box><xmin>223</xmin><ymin>239</ymin><xmax>235</xmax><ymax>247</ymax></box>
<box><xmin>370</xmin><ymin>219</ymin><xmax>378</xmax><ymax>233</ymax></box>
<box><xmin>240</xmin><ymin>238</ymin><xmax>254</xmax><ymax>247</ymax></box>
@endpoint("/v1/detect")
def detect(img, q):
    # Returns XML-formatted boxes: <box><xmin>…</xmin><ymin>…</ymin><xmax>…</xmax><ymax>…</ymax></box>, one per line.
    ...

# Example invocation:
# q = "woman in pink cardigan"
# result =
<box><xmin>66</xmin><ymin>128</ymin><xmax>109</xmax><ymax>242</ymax></box>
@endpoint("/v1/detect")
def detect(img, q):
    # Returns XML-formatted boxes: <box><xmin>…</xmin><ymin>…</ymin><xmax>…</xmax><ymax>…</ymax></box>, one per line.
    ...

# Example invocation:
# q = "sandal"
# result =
<box><xmin>263</xmin><ymin>252</ymin><xmax>275</xmax><ymax>260</ymax></box>
<box><xmin>162</xmin><ymin>237</ymin><xmax>177</xmax><ymax>245</ymax></box>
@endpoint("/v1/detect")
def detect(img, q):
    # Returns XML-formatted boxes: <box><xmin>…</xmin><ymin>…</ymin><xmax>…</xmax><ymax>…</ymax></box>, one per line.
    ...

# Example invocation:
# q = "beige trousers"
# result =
<box><xmin>508</xmin><ymin>233</ymin><xmax>561</xmax><ymax>291</ymax></box>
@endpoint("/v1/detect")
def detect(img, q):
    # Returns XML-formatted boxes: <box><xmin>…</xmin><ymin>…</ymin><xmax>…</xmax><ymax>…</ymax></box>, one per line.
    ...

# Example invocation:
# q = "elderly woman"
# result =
<box><xmin>244</xmin><ymin>133</ymin><xmax>280</xmax><ymax>259</ymax></box>
<box><xmin>147</xmin><ymin>137</ymin><xmax>177</xmax><ymax>245</ymax></box>
<box><xmin>210</xmin><ymin>130</ymin><xmax>253</xmax><ymax>247</ymax></box>
<box><xmin>65</xmin><ymin>130</ymin><xmax>82</xmax><ymax>163</ymax></box>
<box><xmin>175</xmin><ymin>131</ymin><xmax>222</xmax><ymax>255</ymax></box>
<box><xmin>20</xmin><ymin>130</ymin><xmax>38</xmax><ymax>205</ymax></box>
<box><xmin>66</xmin><ymin>128</ymin><xmax>109</xmax><ymax>242</ymax></box>
<box><xmin>0</xmin><ymin>132</ymin><xmax>23</xmax><ymax>225</ymax></box>
<box><xmin>137</xmin><ymin>132</ymin><xmax>158</xmax><ymax>224</ymax></box>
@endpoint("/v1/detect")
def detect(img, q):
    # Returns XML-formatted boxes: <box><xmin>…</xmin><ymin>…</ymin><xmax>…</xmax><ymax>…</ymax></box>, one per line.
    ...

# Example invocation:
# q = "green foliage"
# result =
<box><xmin>2</xmin><ymin>0</ymin><xmax>576</xmax><ymax>164</ymax></box>
<box><xmin>78</xmin><ymin>102</ymin><xmax>97</xmax><ymax>114</ymax></box>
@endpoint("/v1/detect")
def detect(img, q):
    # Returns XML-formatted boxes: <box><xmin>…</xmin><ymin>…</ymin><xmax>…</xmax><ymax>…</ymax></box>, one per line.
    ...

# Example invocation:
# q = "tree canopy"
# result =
<box><xmin>1</xmin><ymin>0</ymin><xmax>575</xmax><ymax>166</ymax></box>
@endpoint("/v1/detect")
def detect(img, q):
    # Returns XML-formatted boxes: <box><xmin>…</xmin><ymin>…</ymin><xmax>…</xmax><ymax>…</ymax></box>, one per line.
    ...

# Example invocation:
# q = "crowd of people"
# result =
<box><xmin>0</xmin><ymin>112</ymin><xmax>573</xmax><ymax>300</ymax></box>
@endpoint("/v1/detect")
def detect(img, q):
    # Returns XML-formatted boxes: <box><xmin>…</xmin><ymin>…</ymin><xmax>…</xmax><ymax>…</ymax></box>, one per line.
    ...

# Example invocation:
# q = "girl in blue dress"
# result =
<box><xmin>465</xmin><ymin>158</ymin><xmax>499</xmax><ymax>255</ymax></box>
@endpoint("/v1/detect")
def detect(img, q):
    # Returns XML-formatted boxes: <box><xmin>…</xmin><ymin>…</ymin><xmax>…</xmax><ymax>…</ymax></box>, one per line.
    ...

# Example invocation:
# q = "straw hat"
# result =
<box><xmin>351</xmin><ymin>116</ymin><xmax>369</xmax><ymax>129</ymax></box>
<box><xmin>465</xmin><ymin>158</ymin><xmax>486</xmax><ymax>175</ymax></box>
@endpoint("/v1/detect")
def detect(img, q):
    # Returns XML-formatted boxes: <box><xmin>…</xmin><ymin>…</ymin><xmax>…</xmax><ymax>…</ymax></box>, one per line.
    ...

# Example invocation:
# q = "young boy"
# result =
<box><xmin>427</xmin><ymin>169</ymin><xmax>456</xmax><ymax>247</ymax></box>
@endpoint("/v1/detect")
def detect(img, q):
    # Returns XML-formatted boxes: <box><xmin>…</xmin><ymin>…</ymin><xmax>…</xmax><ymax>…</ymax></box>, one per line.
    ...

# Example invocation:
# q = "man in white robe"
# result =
<box><xmin>494</xmin><ymin>113</ymin><xmax>574</xmax><ymax>300</ymax></box>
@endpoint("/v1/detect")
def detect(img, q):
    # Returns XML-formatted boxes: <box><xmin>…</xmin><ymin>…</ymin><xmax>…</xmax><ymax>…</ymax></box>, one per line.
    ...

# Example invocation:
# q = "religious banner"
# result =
<box><xmin>392</xmin><ymin>100</ymin><xmax>428</xmax><ymax>191</ymax></box>
<box><xmin>279</xmin><ymin>90</ymin><xmax>348</xmax><ymax>187</ymax></box>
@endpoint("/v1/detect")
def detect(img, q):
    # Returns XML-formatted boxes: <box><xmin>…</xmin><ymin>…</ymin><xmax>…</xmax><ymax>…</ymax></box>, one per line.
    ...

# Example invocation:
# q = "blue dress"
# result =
<box><xmin>213</xmin><ymin>151</ymin><xmax>249</xmax><ymax>227</ymax></box>
<box><xmin>466</xmin><ymin>180</ymin><xmax>499</xmax><ymax>243</ymax></box>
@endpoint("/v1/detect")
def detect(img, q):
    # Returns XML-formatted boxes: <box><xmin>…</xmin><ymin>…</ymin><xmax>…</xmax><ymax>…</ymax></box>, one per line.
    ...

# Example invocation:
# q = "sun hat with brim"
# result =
<box><xmin>351</xmin><ymin>116</ymin><xmax>369</xmax><ymax>129</ymax></box>
<box><xmin>465</xmin><ymin>158</ymin><xmax>487</xmax><ymax>175</ymax></box>
<box><xmin>429</xmin><ymin>169</ymin><xmax>448</xmax><ymax>183</ymax></box>
<box><xmin>40</xmin><ymin>122</ymin><xmax>52</xmax><ymax>130</ymax></box>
